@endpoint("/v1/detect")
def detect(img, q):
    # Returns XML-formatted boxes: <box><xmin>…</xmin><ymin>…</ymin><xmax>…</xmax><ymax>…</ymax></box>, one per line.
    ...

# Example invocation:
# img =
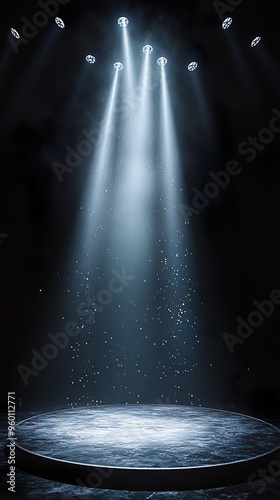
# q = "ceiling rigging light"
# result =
<box><xmin>143</xmin><ymin>45</ymin><xmax>153</xmax><ymax>55</ymax></box>
<box><xmin>55</xmin><ymin>17</ymin><xmax>65</xmax><ymax>29</ymax></box>
<box><xmin>251</xmin><ymin>36</ymin><xmax>261</xmax><ymax>47</ymax></box>
<box><xmin>118</xmin><ymin>17</ymin><xmax>129</xmax><ymax>28</ymax></box>
<box><xmin>188</xmin><ymin>61</ymin><xmax>198</xmax><ymax>71</ymax></box>
<box><xmin>85</xmin><ymin>55</ymin><xmax>96</xmax><ymax>64</ymax></box>
<box><xmin>114</xmin><ymin>62</ymin><xmax>124</xmax><ymax>71</ymax></box>
<box><xmin>157</xmin><ymin>57</ymin><xmax>167</xmax><ymax>66</ymax></box>
<box><xmin>222</xmin><ymin>17</ymin><xmax>233</xmax><ymax>29</ymax></box>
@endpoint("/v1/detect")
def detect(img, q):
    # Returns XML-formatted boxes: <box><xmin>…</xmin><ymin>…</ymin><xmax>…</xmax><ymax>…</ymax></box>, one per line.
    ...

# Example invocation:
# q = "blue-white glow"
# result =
<box><xmin>55</xmin><ymin>17</ymin><xmax>65</xmax><ymax>29</ymax></box>
<box><xmin>159</xmin><ymin>65</ymin><xmax>181</xmax><ymax>216</ymax></box>
<box><xmin>85</xmin><ymin>55</ymin><xmax>96</xmax><ymax>64</ymax></box>
<box><xmin>118</xmin><ymin>17</ymin><xmax>129</xmax><ymax>28</ymax></box>
<box><xmin>109</xmin><ymin>43</ymin><xmax>155</xmax><ymax>270</ymax></box>
<box><xmin>188</xmin><ymin>62</ymin><xmax>198</xmax><ymax>72</ymax></box>
<box><xmin>142</xmin><ymin>45</ymin><xmax>153</xmax><ymax>55</ymax></box>
<box><xmin>83</xmin><ymin>70</ymin><xmax>120</xmax><ymax>250</ymax></box>
<box><xmin>157</xmin><ymin>57</ymin><xmax>167</xmax><ymax>66</ymax></box>
<box><xmin>114</xmin><ymin>62</ymin><xmax>124</xmax><ymax>71</ymax></box>
<box><xmin>222</xmin><ymin>17</ymin><xmax>233</xmax><ymax>30</ymax></box>
<box><xmin>158</xmin><ymin>60</ymin><xmax>195</xmax><ymax>344</ymax></box>
<box><xmin>251</xmin><ymin>36</ymin><xmax>261</xmax><ymax>47</ymax></box>
<box><xmin>11</xmin><ymin>28</ymin><xmax>20</xmax><ymax>39</ymax></box>
<box><xmin>133</xmin><ymin>43</ymin><xmax>155</xmax><ymax>169</ymax></box>
<box><xmin>122</xmin><ymin>28</ymin><xmax>134</xmax><ymax>89</ymax></box>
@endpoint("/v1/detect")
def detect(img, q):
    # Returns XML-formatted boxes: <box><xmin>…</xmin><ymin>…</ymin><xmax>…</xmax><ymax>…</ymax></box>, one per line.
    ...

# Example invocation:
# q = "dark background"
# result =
<box><xmin>0</xmin><ymin>0</ymin><xmax>280</xmax><ymax>417</ymax></box>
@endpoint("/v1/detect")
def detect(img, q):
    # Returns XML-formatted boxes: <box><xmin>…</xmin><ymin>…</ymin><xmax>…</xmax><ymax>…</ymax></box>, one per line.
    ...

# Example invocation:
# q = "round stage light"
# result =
<box><xmin>11</xmin><ymin>28</ymin><xmax>20</xmax><ymax>39</ymax></box>
<box><xmin>85</xmin><ymin>55</ymin><xmax>96</xmax><ymax>64</ymax></box>
<box><xmin>114</xmin><ymin>62</ymin><xmax>124</xmax><ymax>71</ymax></box>
<box><xmin>251</xmin><ymin>36</ymin><xmax>261</xmax><ymax>47</ymax></box>
<box><xmin>142</xmin><ymin>45</ymin><xmax>153</xmax><ymax>54</ymax></box>
<box><xmin>222</xmin><ymin>17</ymin><xmax>233</xmax><ymax>29</ymax></box>
<box><xmin>188</xmin><ymin>61</ymin><xmax>198</xmax><ymax>71</ymax></box>
<box><xmin>157</xmin><ymin>57</ymin><xmax>167</xmax><ymax>66</ymax></box>
<box><xmin>55</xmin><ymin>17</ymin><xmax>65</xmax><ymax>28</ymax></box>
<box><xmin>118</xmin><ymin>17</ymin><xmax>129</xmax><ymax>28</ymax></box>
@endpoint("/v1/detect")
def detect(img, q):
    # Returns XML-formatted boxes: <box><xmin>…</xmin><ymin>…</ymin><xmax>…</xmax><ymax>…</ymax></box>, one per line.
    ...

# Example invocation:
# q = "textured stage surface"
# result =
<box><xmin>11</xmin><ymin>405</ymin><xmax>280</xmax><ymax>492</ymax></box>
<box><xmin>16</xmin><ymin>405</ymin><xmax>280</xmax><ymax>468</ymax></box>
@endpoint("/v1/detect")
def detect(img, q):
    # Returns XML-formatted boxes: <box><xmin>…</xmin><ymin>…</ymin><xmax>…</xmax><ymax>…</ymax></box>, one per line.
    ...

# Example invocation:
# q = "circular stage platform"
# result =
<box><xmin>12</xmin><ymin>405</ymin><xmax>280</xmax><ymax>491</ymax></box>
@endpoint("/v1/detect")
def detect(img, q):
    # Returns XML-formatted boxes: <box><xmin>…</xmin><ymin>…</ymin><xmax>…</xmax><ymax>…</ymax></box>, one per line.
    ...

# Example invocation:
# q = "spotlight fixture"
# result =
<box><xmin>157</xmin><ymin>57</ymin><xmax>167</xmax><ymax>66</ymax></box>
<box><xmin>188</xmin><ymin>61</ymin><xmax>198</xmax><ymax>71</ymax></box>
<box><xmin>118</xmin><ymin>17</ymin><xmax>129</xmax><ymax>28</ymax></box>
<box><xmin>10</xmin><ymin>28</ymin><xmax>20</xmax><ymax>39</ymax></box>
<box><xmin>142</xmin><ymin>45</ymin><xmax>153</xmax><ymax>55</ymax></box>
<box><xmin>251</xmin><ymin>36</ymin><xmax>261</xmax><ymax>47</ymax></box>
<box><xmin>85</xmin><ymin>55</ymin><xmax>96</xmax><ymax>64</ymax></box>
<box><xmin>222</xmin><ymin>17</ymin><xmax>233</xmax><ymax>29</ymax></box>
<box><xmin>55</xmin><ymin>17</ymin><xmax>65</xmax><ymax>28</ymax></box>
<box><xmin>114</xmin><ymin>62</ymin><xmax>124</xmax><ymax>71</ymax></box>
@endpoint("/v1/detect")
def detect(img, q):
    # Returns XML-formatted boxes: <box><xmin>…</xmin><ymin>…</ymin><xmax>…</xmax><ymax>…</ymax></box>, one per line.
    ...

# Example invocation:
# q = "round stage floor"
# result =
<box><xmin>13</xmin><ymin>405</ymin><xmax>280</xmax><ymax>491</ymax></box>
